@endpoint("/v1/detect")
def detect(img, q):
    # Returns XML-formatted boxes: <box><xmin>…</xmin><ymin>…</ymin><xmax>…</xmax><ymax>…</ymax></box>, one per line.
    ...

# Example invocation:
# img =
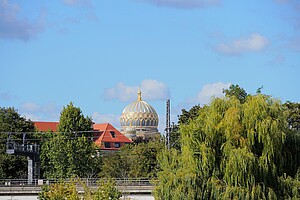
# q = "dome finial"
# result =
<box><xmin>138</xmin><ymin>86</ymin><xmax>142</xmax><ymax>101</ymax></box>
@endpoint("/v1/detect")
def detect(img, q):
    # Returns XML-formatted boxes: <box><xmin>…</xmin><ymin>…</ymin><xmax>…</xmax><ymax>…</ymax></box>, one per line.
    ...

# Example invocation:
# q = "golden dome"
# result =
<box><xmin>120</xmin><ymin>88</ymin><xmax>159</xmax><ymax>132</ymax></box>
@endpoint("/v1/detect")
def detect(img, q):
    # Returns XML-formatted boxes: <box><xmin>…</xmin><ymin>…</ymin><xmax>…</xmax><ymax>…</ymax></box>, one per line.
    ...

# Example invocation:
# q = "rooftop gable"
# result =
<box><xmin>93</xmin><ymin>123</ymin><xmax>132</xmax><ymax>147</ymax></box>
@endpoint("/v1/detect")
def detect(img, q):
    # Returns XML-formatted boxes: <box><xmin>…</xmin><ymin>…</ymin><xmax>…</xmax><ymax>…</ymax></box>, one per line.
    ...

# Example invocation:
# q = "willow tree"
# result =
<box><xmin>155</xmin><ymin>94</ymin><xmax>300</xmax><ymax>199</ymax></box>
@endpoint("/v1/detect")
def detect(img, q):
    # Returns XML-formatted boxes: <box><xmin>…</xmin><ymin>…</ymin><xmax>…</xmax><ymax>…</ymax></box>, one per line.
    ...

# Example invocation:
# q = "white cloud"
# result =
<box><xmin>140</xmin><ymin>79</ymin><xmax>170</xmax><ymax>100</ymax></box>
<box><xmin>215</xmin><ymin>33</ymin><xmax>269</xmax><ymax>56</ymax></box>
<box><xmin>0</xmin><ymin>0</ymin><xmax>45</xmax><ymax>41</ymax></box>
<box><xmin>196</xmin><ymin>82</ymin><xmax>231</xmax><ymax>104</ymax></box>
<box><xmin>184</xmin><ymin>82</ymin><xmax>231</xmax><ymax>107</ymax></box>
<box><xmin>20</xmin><ymin>102</ymin><xmax>40</xmax><ymax>112</ymax></box>
<box><xmin>63</xmin><ymin>0</ymin><xmax>92</xmax><ymax>7</ymax></box>
<box><xmin>19</xmin><ymin>102</ymin><xmax>60</xmax><ymax>122</ymax></box>
<box><xmin>103</xmin><ymin>79</ymin><xmax>170</xmax><ymax>102</ymax></box>
<box><xmin>92</xmin><ymin>112</ymin><xmax>121</xmax><ymax>128</ymax></box>
<box><xmin>137</xmin><ymin>0</ymin><xmax>221</xmax><ymax>9</ymax></box>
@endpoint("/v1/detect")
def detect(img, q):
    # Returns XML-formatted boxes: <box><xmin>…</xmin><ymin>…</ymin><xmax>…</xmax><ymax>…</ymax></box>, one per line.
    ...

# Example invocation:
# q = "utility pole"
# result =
<box><xmin>165</xmin><ymin>99</ymin><xmax>170</xmax><ymax>150</ymax></box>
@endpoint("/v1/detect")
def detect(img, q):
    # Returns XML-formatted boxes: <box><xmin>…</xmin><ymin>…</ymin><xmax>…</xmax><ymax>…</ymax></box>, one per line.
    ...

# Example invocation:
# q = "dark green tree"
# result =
<box><xmin>100</xmin><ymin>151</ymin><xmax>130</xmax><ymax>179</ymax></box>
<box><xmin>173</xmin><ymin>105</ymin><xmax>203</xmax><ymax>151</ymax></box>
<box><xmin>0</xmin><ymin>107</ymin><xmax>35</xmax><ymax>179</ymax></box>
<box><xmin>128</xmin><ymin>140</ymin><xmax>164</xmax><ymax>178</ymax></box>
<box><xmin>40</xmin><ymin>102</ymin><xmax>101</xmax><ymax>178</ymax></box>
<box><xmin>282</xmin><ymin>101</ymin><xmax>300</xmax><ymax>178</ymax></box>
<box><xmin>223</xmin><ymin>84</ymin><xmax>248</xmax><ymax>103</ymax></box>
<box><xmin>57</xmin><ymin>102</ymin><xmax>93</xmax><ymax>137</ymax></box>
<box><xmin>178</xmin><ymin>104</ymin><xmax>201</xmax><ymax>125</ymax></box>
<box><xmin>169</xmin><ymin>123</ymin><xmax>180</xmax><ymax>150</ymax></box>
<box><xmin>284</xmin><ymin>101</ymin><xmax>300</xmax><ymax>131</ymax></box>
<box><xmin>256</xmin><ymin>85</ymin><xmax>264</xmax><ymax>94</ymax></box>
<box><xmin>100</xmin><ymin>140</ymin><xmax>164</xmax><ymax>179</ymax></box>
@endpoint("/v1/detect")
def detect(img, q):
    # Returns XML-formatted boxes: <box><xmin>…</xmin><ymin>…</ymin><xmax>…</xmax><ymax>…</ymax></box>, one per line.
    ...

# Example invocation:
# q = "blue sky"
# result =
<box><xmin>1</xmin><ymin>0</ymin><xmax>299</xmax><ymax>132</ymax></box>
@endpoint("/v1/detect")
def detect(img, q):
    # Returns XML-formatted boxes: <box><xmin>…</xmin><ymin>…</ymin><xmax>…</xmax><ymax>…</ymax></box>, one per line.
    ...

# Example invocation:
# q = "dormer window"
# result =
<box><xmin>110</xmin><ymin>131</ymin><xmax>116</xmax><ymax>138</ymax></box>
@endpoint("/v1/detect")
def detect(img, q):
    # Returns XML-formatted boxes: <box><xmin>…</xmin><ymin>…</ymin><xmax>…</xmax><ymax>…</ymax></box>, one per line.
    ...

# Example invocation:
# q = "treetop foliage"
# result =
<box><xmin>223</xmin><ymin>84</ymin><xmax>248</xmax><ymax>104</ymax></box>
<box><xmin>0</xmin><ymin>107</ymin><xmax>35</xmax><ymax>133</ymax></box>
<box><xmin>58</xmin><ymin>102</ymin><xmax>93</xmax><ymax>137</ymax></box>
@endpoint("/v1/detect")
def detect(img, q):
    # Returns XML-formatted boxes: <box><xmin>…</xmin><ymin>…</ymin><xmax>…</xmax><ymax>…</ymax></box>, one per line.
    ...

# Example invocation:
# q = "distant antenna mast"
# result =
<box><xmin>165</xmin><ymin>99</ymin><xmax>170</xmax><ymax>150</ymax></box>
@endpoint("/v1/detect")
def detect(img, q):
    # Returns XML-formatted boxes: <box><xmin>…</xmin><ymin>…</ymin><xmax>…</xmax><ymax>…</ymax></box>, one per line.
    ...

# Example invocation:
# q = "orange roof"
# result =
<box><xmin>93</xmin><ymin>123</ymin><xmax>132</xmax><ymax>150</ymax></box>
<box><xmin>33</xmin><ymin>121</ymin><xmax>132</xmax><ymax>150</ymax></box>
<box><xmin>34</xmin><ymin>122</ymin><xmax>59</xmax><ymax>132</ymax></box>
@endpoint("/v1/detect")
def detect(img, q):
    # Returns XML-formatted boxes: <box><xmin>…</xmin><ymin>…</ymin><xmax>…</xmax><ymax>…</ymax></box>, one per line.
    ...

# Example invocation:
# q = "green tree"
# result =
<box><xmin>39</xmin><ymin>178</ymin><xmax>122</xmax><ymax>200</ymax></box>
<box><xmin>178</xmin><ymin>104</ymin><xmax>201</xmax><ymax>125</ymax></box>
<box><xmin>0</xmin><ymin>107</ymin><xmax>35</xmax><ymax>179</ymax></box>
<box><xmin>155</xmin><ymin>94</ymin><xmax>300</xmax><ymax>199</ymax></box>
<box><xmin>40</xmin><ymin>102</ymin><xmax>101</xmax><ymax>178</ymax></box>
<box><xmin>58</xmin><ymin>102</ymin><xmax>93</xmax><ymax>137</ymax></box>
<box><xmin>223</xmin><ymin>84</ymin><xmax>248</xmax><ymax>103</ymax></box>
<box><xmin>128</xmin><ymin>140</ymin><xmax>164</xmax><ymax>178</ymax></box>
<box><xmin>284</xmin><ymin>101</ymin><xmax>300</xmax><ymax>131</ymax></box>
<box><xmin>92</xmin><ymin>178</ymin><xmax>122</xmax><ymax>200</ymax></box>
<box><xmin>100</xmin><ymin>140</ymin><xmax>164</xmax><ymax>179</ymax></box>
<box><xmin>39</xmin><ymin>180</ymin><xmax>79</xmax><ymax>200</ymax></box>
<box><xmin>169</xmin><ymin>123</ymin><xmax>180</xmax><ymax>150</ymax></box>
<box><xmin>100</xmin><ymin>151</ymin><xmax>130</xmax><ymax>179</ymax></box>
<box><xmin>174</xmin><ymin>105</ymin><xmax>203</xmax><ymax>151</ymax></box>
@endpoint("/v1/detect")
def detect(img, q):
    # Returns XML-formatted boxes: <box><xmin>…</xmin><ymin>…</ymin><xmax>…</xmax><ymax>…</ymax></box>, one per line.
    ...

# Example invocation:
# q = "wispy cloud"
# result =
<box><xmin>273</xmin><ymin>0</ymin><xmax>300</xmax><ymax>31</ymax></box>
<box><xmin>0</xmin><ymin>0</ymin><xmax>45</xmax><ymax>41</ymax></box>
<box><xmin>267</xmin><ymin>53</ymin><xmax>286</xmax><ymax>66</ymax></box>
<box><xmin>63</xmin><ymin>0</ymin><xmax>92</xmax><ymax>7</ymax></box>
<box><xmin>102</xmin><ymin>79</ymin><xmax>170</xmax><ymax>102</ymax></box>
<box><xmin>285</xmin><ymin>35</ymin><xmax>300</xmax><ymax>51</ymax></box>
<box><xmin>19</xmin><ymin>102</ymin><xmax>60</xmax><ymax>121</ymax></box>
<box><xmin>56</xmin><ymin>0</ymin><xmax>98</xmax><ymax>34</ymax></box>
<box><xmin>136</xmin><ymin>0</ymin><xmax>221</xmax><ymax>9</ymax></box>
<box><xmin>92</xmin><ymin>112</ymin><xmax>121</xmax><ymax>128</ymax></box>
<box><xmin>0</xmin><ymin>92</ymin><xmax>17</xmax><ymax>101</ymax></box>
<box><xmin>215</xmin><ymin>33</ymin><xmax>269</xmax><ymax>56</ymax></box>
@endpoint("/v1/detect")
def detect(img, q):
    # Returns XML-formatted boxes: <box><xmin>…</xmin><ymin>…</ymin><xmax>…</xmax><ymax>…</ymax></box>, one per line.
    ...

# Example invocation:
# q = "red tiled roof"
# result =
<box><xmin>34</xmin><ymin>122</ymin><xmax>59</xmax><ymax>132</ymax></box>
<box><xmin>33</xmin><ymin>121</ymin><xmax>132</xmax><ymax>150</ymax></box>
<box><xmin>93</xmin><ymin>123</ymin><xmax>132</xmax><ymax>150</ymax></box>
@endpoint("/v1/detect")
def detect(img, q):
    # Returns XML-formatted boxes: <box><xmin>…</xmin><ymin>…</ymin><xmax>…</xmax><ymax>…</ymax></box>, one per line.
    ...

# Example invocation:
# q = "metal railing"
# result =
<box><xmin>0</xmin><ymin>178</ymin><xmax>156</xmax><ymax>187</ymax></box>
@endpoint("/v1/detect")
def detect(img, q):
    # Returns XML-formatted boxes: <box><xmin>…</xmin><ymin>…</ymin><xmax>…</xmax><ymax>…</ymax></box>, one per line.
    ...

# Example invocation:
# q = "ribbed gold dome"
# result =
<box><xmin>120</xmin><ymin>88</ymin><xmax>159</xmax><ymax>129</ymax></box>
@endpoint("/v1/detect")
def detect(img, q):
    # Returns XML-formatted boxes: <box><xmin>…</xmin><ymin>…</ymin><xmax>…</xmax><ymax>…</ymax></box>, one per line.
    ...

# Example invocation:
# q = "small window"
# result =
<box><xmin>104</xmin><ymin>142</ymin><xmax>111</xmax><ymax>148</ymax></box>
<box><xmin>114</xmin><ymin>142</ymin><xmax>120</xmax><ymax>148</ymax></box>
<box><xmin>110</xmin><ymin>131</ymin><xmax>116</xmax><ymax>138</ymax></box>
